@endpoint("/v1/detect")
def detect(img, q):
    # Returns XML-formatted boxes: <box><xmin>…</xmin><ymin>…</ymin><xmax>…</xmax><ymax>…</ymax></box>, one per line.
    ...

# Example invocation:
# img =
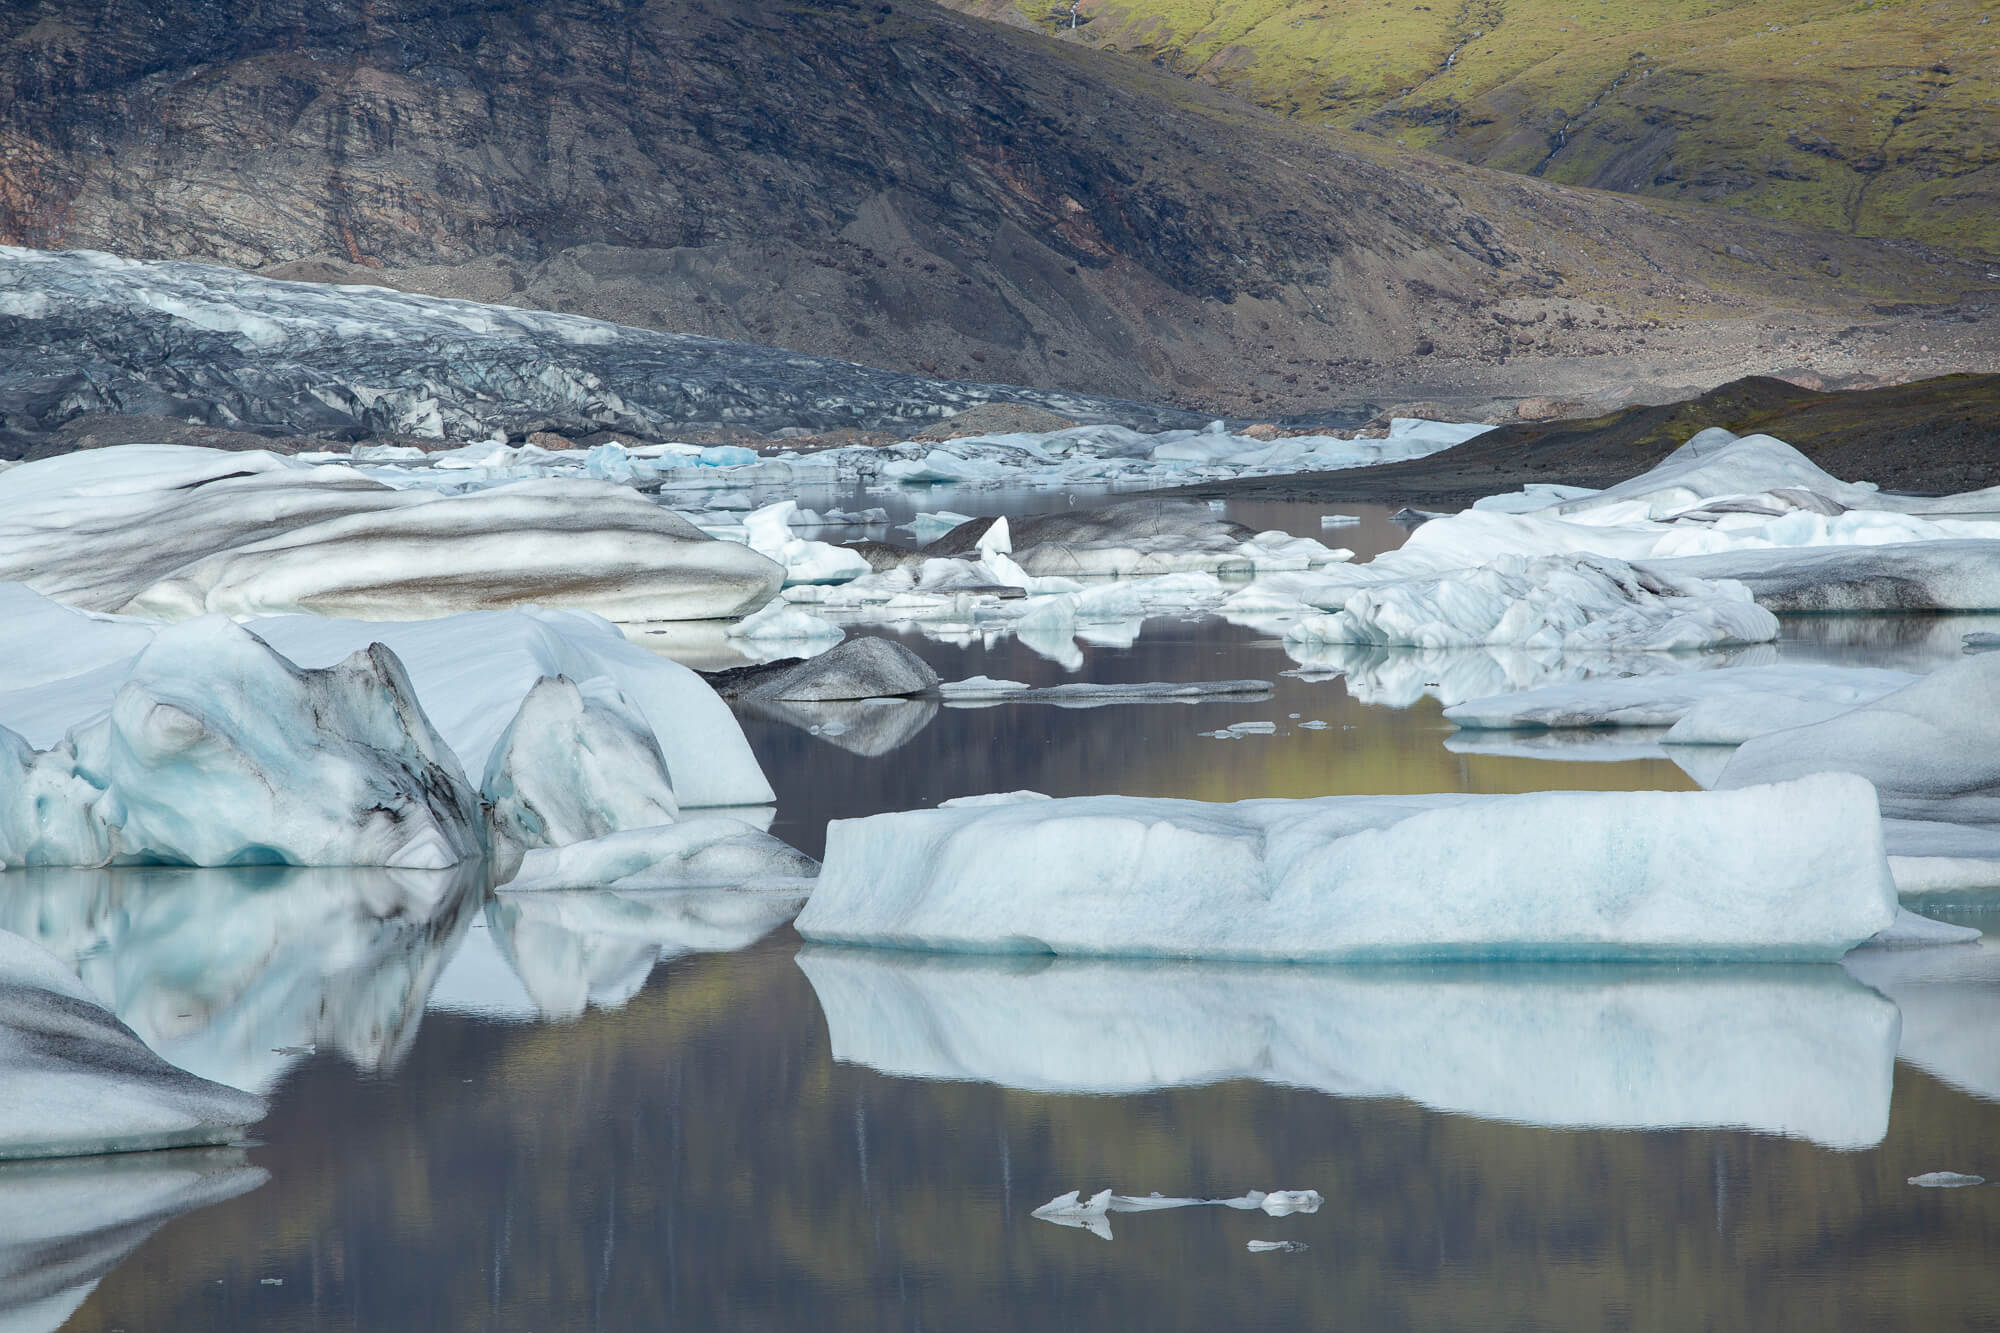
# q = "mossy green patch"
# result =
<box><xmin>945</xmin><ymin>0</ymin><xmax>2000</xmax><ymax>256</ymax></box>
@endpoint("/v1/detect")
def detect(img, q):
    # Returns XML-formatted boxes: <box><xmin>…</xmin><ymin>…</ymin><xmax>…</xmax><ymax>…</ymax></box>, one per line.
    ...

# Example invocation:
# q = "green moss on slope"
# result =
<box><xmin>949</xmin><ymin>0</ymin><xmax>2000</xmax><ymax>257</ymax></box>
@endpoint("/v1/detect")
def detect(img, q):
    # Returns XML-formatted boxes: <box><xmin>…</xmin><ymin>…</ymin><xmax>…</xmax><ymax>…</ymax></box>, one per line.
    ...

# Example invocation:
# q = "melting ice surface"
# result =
<box><xmin>11</xmin><ymin>454</ymin><xmax>2000</xmax><ymax>1328</ymax></box>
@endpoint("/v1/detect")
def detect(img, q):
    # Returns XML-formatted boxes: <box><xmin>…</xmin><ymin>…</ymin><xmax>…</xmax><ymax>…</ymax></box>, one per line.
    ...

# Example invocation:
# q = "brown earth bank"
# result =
<box><xmin>1161</xmin><ymin>373</ymin><xmax>2000</xmax><ymax>508</ymax></box>
<box><xmin>1</xmin><ymin>0</ymin><xmax>1995</xmax><ymax>422</ymax></box>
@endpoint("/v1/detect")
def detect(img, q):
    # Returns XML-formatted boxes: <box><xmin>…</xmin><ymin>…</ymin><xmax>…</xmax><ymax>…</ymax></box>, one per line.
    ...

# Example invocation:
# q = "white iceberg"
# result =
<box><xmin>1279</xmin><ymin>554</ymin><xmax>1777</xmax><ymax>652</ymax></box>
<box><xmin>0</xmin><ymin>619</ymin><xmax>485</xmax><ymax>869</ymax></box>
<box><xmin>1716</xmin><ymin>651</ymin><xmax>2000</xmax><ymax>821</ymax></box>
<box><xmin>796</xmin><ymin>775</ymin><xmax>1898</xmax><ymax>962</ymax></box>
<box><xmin>482</xmin><ymin>675</ymin><xmax>679</xmax><ymax>853</ymax></box>
<box><xmin>799</xmin><ymin>948</ymin><xmax>1896</xmax><ymax>1148</ymax></box>
<box><xmin>741</xmin><ymin>500</ymin><xmax>872</xmax><ymax>587</ymax></box>
<box><xmin>1444</xmin><ymin>664</ymin><xmax>1916</xmax><ymax>741</ymax></box>
<box><xmin>0</xmin><ymin>445</ymin><xmax>784</xmax><ymax>622</ymax></box>
<box><xmin>0</xmin><ymin>928</ymin><xmax>268</xmax><ymax>1159</ymax></box>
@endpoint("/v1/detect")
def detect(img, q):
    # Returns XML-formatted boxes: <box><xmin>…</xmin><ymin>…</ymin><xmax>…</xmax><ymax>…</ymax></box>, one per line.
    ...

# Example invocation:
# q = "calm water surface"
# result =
<box><xmin>12</xmin><ymin>500</ymin><xmax>2000</xmax><ymax>1332</ymax></box>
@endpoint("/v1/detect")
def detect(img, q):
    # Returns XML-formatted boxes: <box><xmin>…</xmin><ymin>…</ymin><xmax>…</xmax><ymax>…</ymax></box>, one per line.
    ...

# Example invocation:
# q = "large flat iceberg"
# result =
<box><xmin>0</xmin><ymin>445</ymin><xmax>783</xmax><ymax>622</ymax></box>
<box><xmin>798</xmin><ymin>949</ymin><xmax>1895</xmax><ymax>1149</ymax></box>
<box><xmin>796</xmin><ymin>776</ymin><xmax>1898</xmax><ymax>962</ymax></box>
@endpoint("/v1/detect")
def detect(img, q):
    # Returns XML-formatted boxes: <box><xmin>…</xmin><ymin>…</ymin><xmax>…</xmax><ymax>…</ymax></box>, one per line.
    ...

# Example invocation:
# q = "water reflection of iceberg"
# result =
<box><xmin>0</xmin><ymin>864</ymin><xmax>482</xmax><ymax>1093</ymax></box>
<box><xmin>484</xmin><ymin>888</ymin><xmax>808</xmax><ymax>1020</ymax></box>
<box><xmin>1268</xmin><ymin>640</ymin><xmax>1775</xmax><ymax>709</ymax></box>
<box><xmin>798</xmin><ymin>950</ymin><xmax>1896</xmax><ymax>1150</ymax></box>
<box><xmin>1845</xmin><ymin>936</ymin><xmax>2000</xmax><ymax>1104</ymax></box>
<box><xmin>0</xmin><ymin>1148</ymin><xmax>265</xmax><ymax>1333</ymax></box>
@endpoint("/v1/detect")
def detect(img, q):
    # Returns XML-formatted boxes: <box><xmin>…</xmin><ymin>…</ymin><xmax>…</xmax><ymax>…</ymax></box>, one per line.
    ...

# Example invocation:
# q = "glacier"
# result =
<box><xmin>0</xmin><ymin>928</ymin><xmax>268</xmax><ymax>1159</ymax></box>
<box><xmin>797</xmin><ymin>948</ymin><xmax>1896</xmax><ymax>1148</ymax></box>
<box><xmin>795</xmin><ymin>775</ymin><xmax>1898</xmax><ymax>962</ymax></box>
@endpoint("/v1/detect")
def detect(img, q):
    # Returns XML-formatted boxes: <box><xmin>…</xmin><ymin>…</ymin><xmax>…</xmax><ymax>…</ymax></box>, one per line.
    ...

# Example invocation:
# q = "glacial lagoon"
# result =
<box><xmin>11</xmin><ymin>500</ymin><xmax>2000</xmax><ymax>1332</ymax></box>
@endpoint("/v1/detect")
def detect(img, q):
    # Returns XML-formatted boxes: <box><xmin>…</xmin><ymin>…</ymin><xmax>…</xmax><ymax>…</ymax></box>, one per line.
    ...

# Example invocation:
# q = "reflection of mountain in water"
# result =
<box><xmin>799</xmin><ymin>950</ymin><xmax>1897</xmax><ymax>1150</ymax></box>
<box><xmin>0</xmin><ymin>1148</ymin><xmax>265</xmax><ymax>1333</ymax></box>
<box><xmin>0</xmin><ymin>864</ymin><xmax>482</xmax><ymax>1093</ymax></box>
<box><xmin>485</xmin><ymin>889</ymin><xmax>809</xmax><ymax>1020</ymax></box>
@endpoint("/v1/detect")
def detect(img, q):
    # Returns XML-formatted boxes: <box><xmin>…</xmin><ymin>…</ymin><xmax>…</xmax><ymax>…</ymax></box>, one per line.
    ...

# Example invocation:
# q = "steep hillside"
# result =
<box><xmin>0</xmin><ymin>0</ymin><xmax>1993</xmax><ymax>419</ymax></box>
<box><xmin>948</xmin><ymin>0</ymin><xmax>2000</xmax><ymax>258</ymax></box>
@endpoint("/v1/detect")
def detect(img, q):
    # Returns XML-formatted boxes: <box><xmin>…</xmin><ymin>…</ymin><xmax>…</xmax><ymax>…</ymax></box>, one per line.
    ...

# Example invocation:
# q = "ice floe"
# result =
<box><xmin>1716</xmin><ymin>651</ymin><xmax>2000</xmax><ymax>821</ymax></box>
<box><xmin>0</xmin><ymin>928</ymin><xmax>268</xmax><ymax>1159</ymax></box>
<box><xmin>938</xmin><ymin>677</ymin><xmax>1271</xmax><ymax>705</ymax></box>
<box><xmin>1029</xmin><ymin>1187</ymin><xmax>1322</xmax><ymax>1240</ymax></box>
<box><xmin>0</xmin><ymin>445</ymin><xmax>783</xmax><ymax>622</ymax></box>
<box><xmin>798</xmin><ymin>948</ymin><xmax>1895</xmax><ymax>1148</ymax></box>
<box><xmin>1907</xmin><ymin>1172</ymin><xmax>1985</xmax><ymax>1188</ymax></box>
<box><xmin>797</xmin><ymin>775</ymin><xmax>1898</xmax><ymax>962</ymax></box>
<box><xmin>1444</xmin><ymin>664</ymin><xmax>1916</xmax><ymax>741</ymax></box>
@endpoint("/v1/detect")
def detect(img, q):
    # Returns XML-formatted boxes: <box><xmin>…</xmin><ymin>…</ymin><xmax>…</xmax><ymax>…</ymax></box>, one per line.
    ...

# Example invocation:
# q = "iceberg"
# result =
<box><xmin>0</xmin><ymin>928</ymin><xmax>268</xmax><ymax>1158</ymax></box>
<box><xmin>741</xmin><ymin>500</ymin><xmax>872</xmax><ymax>587</ymax></box>
<box><xmin>796</xmin><ymin>776</ymin><xmax>1898</xmax><ymax>962</ymax></box>
<box><xmin>1636</xmin><ymin>541</ymin><xmax>2000</xmax><ymax>613</ymax></box>
<box><xmin>709</xmin><ymin>636</ymin><xmax>938</xmax><ymax>702</ymax></box>
<box><xmin>482</xmin><ymin>675</ymin><xmax>679</xmax><ymax>854</ymax></box>
<box><xmin>1716</xmin><ymin>651</ymin><xmax>2000</xmax><ymax>821</ymax></box>
<box><xmin>0</xmin><ymin>619</ymin><xmax>485</xmax><ymax>869</ymax></box>
<box><xmin>798</xmin><ymin>948</ymin><xmax>1896</xmax><ymax>1148</ymax></box>
<box><xmin>0</xmin><ymin>445</ymin><xmax>784</xmax><ymax>622</ymax></box>
<box><xmin>1444</xmin><ymin>664</ymin><xmax>1916</xmax><ymax>741</ymax></box>
<box><xmin>924</xmin><ymin>501</ymin><xmax>1349</xmax><ymax>578</ymax></box>
<box><xmin>0</xmin><ymin>1149</ymin><xmax>266</xmax><ymax>1333</ymax></box>
<box><xmin>0</xmin><ymin>863</ymin><xmax>481</xmax><ymax>1094</ymax></box>
<box><xmin>1279</xmin><ymin>554</ymin><xmax>1778</xmax><ymax>651</ymax></box>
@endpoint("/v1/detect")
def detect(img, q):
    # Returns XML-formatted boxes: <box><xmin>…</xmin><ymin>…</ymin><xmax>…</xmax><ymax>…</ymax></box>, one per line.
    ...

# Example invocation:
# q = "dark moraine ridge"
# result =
<box><xmin>1168</xmin><ymin>375</ymin><xmax>2000</xmax><ymax>509</ymax></box>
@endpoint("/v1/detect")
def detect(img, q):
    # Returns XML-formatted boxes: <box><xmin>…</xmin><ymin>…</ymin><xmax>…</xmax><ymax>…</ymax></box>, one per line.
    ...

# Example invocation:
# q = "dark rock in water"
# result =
<box><xmin>707</xmin><ymin>637</ymin><xmax>939</xmax><ymax>703</ymax></box>
<box><xmin>0</xmin><ymin>250</ymin><xmax>1206</xmax><ymax>445</ymax></box>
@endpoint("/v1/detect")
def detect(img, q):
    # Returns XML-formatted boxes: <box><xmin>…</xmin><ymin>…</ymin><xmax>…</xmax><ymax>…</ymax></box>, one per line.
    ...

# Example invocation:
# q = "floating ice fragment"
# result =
<box><xmin>1320</xmin><ymin>514</ymin><xmax>1361</xmax><ymax>528</ymax></box>
<box><xmin>725</xmin><ymin>603</ymin><xmax>846</xmax><ymax>643</ymax></box>
<box><xmin>797</xmin><ymin>776</ymin><xmax>1899</xmax><ymax>962</ymax></box>
<box><xmin>1909</xmin><ymin>1172</ymin><xmax>1985</xmax><ymax>1188</ymax></box>
<box><xmin>1031</xmin><ymin>1189</ymin><xmax>1114</xmax><ymax>1239</ymax></box>
<box><xmin>1246</xmin><ymin>1240</ymin><xmax>1308</xmax><ymax>1254</ymax></box>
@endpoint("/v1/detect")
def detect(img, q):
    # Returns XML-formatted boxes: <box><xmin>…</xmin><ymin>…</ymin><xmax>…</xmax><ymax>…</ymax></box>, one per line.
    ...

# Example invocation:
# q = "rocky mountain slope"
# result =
<box><xmin>0</xmin><ymin>0</ymin><xmax>1994</xmax><ymax>421</ymax></box>
<box><xmin>944</xmin><ymin>0</ymin><xmax>2000</xmax><ymax>259</ymax></box>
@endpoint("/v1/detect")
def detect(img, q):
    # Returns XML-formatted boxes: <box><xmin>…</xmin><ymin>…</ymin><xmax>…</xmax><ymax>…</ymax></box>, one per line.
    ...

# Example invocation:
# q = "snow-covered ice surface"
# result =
<box><xmin>0</xmin><ymin>247</ymin><xmax>1207</xmax><ymax>438</ymax></box>
<box><xmin>799</xmin><ymin>948</ymin><xmax>1896</xmax><ymax>1148</ymax></box>
<box><xmin>0</xmin><ymin>1149</ymin><xmax>266</xmax><ymax>1333</ymax></box>
<box><xmin>797</xmin><ymin>776</ymin><xmax>1897</xmax><ymax>962</ymax></box>
<box><xmin>0</xmin><ymin>928</ymin><xmax>268</xmax><ymax>1159</ymax></box>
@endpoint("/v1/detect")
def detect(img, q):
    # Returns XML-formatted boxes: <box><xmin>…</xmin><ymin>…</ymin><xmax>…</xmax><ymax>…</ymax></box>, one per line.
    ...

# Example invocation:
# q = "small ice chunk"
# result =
<box><xmin>937</xmin><ymin>676</ymin><xmax>1033</xmax><ymax>699</ymax></box>
<box><xmin>1909</xmin><ymin>1172</ymin><xmax>1985</xmax><ymax>1188</ymax></box>
<box><xmin>1225</xmin><ymin>720</ymin><xmax>1277</xmax><ymax>734</ymax></box>
<box><xmin>1246</xmin><ymin>1240</ymin><xmax>1309</xmax><ymax>1254</ymax></box>
<box><xmin>1319</xmin><ymin>514</ymin><xmax>1361</xmax><ymax>528</ymax></box>
<box><xmin>1030</xmin><ymin>1188</ymin><xmax>1114</xmax><ymax>1240</ymax></box>
<box><xmin>725</xmin><ymin>603</ymin><xmax>846</xmax><ymax>642</ymax></box>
